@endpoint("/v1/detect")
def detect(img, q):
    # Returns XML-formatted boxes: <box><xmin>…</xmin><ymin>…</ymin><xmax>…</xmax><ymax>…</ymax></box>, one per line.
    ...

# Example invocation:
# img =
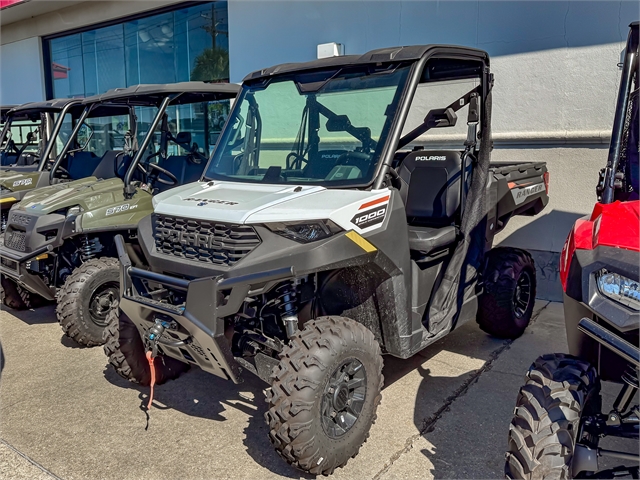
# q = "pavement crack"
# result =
<box><xmin>0</xmin><ymin>438</ymin><xmax>63</xmax><ymax>480</ymax></box>
<box><xmin>372</xmin><ymin>301</ymin><xmax>551</xmax><ymax>479</ymax></box>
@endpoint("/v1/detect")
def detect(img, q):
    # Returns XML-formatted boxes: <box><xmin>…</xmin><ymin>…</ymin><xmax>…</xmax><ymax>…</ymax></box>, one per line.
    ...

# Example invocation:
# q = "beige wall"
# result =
<box><xmin>0</xmin><ymin>0</ymin><xmax>185</xmax><ymax>46</ymax></box>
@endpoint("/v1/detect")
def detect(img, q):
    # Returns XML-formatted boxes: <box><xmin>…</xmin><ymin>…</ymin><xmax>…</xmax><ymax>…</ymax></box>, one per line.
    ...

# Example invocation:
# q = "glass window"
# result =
<box><xmin>54</xmin><ymin>113</ymin><xmax>74</xmax><ymax>158</ymax></box>
<box><xmin>8</xmin><ymin>119</ymin><xmax>41</xmax><ymax>153</ymax></box>
<box><xmin>205</xmin><ymin>65</ymin><xmax>410</xmax><ymax>187</ymax></box>
<box><xmin>50</xmin><ymin>34</ymin><xmax>84</xmax><ymax>98</ymax></box>
<box><xmin>401</xmin><ymin>77</ymin><xmax>481</xmax><ymax>147</ymax></box>
<box><xmin>47</xmin><ymin>2</ymin><xmax>229</xmax><ymax>99</ymax></box>
<box><xmin>74</xmin><ymin>106</ymin><xmax>157</xmax><ymax>158</ymax></box>
<box><xmin>144</xmin><ymin>100</ymin><xmax>230</xmax><ymax>161</ymax></box>
<box><xmin>0</xmin><ymin>115</ymin><xmax>43</xmax><ymax>155</ymax></box>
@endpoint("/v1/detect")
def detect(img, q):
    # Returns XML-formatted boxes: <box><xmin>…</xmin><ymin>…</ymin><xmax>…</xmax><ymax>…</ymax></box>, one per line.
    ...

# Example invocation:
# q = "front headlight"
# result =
<box><xmin>597</xmin><ymin>269</ymin><xmax>640</xmax><ymax>311</ymax></box>
<box><xmin>266</xmin><ymin>220</ymin><xmax>342</xmax><ymax>243</ymax></box>
<box><xmin>66</xmin><ymin>205</ymin><xmax>84</xmax><ymax>217</ymax></box>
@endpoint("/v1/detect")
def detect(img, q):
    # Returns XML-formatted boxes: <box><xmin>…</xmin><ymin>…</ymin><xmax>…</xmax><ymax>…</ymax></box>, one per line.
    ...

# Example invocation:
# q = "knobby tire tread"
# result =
<box><xmin>265</xmin><ymin>316</ymin><xmax>384</xmax><ymax>475</ymax></box>
<box><xmin>505</xmin><ymin>353</ymin><xmax>600</xmax><ymax>480</ymax></box>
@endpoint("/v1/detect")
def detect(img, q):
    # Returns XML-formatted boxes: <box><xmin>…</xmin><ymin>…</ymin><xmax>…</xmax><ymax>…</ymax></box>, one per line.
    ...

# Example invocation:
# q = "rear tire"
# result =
<box><xmin>1</xmin><ymin>274</ymin><xmax>37</xmax><ymax>310</ymax></box>
<box><xmin>505</xmin><ymin>353</ymin><xmax>600</xmax><ymax>479</ymax></box>
<box><xmin>103</xmin><ymin>306</ymin><xmax>189</xmax><ymax>386</ymax></box>
<box><xmin>477</xmin><ymin>247</ymin><xmax>536</xmax><ymax>339</ymax></box>
<box><xmin>265</xmin><ymin>316</ymin><xmax>384</xmax><ymax>475</ymax></box>
<box><xmin>56</xmin><ymin>257</ymin><xmax>120</xmax><ymax>346</ymax></box>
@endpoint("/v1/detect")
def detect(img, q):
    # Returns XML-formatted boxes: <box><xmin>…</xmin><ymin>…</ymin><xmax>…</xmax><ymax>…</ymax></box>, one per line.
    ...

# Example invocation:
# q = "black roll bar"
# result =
<box><xmin>123</xmin><ymin>95</ymin><xmax>171</xmax><ymax>198</ymax></box>
<box><xmin>602</xmin><ymin>24</ymin><xmax>639</xmax><ymax>204</ymax></box>
<box><xmin>37</xmin><ymin>101</ymin><xmax>83</xmax><ymax>172</ymax></box>
<box><xmin>49</xmin><ymin>104</ymin><xmax>94</xmax><ymax>182</ymax></box>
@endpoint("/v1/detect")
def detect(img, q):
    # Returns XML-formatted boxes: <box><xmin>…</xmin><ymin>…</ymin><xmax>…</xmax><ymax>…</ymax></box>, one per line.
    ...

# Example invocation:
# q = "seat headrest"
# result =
<box><xmin>175</xmin><ymin>132</ymin><xmax>192</xmax><ymax>145</ymax></box>
<box><xmin>400</xmin><ymin>150</ymin><xmax>462</xmax><ymax>171</ymax></box>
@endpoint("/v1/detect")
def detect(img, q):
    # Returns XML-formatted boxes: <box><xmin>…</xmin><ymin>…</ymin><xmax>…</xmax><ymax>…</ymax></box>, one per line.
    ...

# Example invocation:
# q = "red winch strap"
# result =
<box><xmin>146</xmin><ymin>350</ymin><xmax>156</xmax><ymax>410</ymax></box>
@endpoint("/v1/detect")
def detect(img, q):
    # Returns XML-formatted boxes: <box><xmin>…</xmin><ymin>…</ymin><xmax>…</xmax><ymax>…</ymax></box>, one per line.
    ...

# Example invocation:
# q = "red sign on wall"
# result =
<box><xmin>52</xmin><ymin>62</ymin><xmax>70</xmax><ymax>80</ymax></box>
<box><xmin>0</xmin><ymin>0</ymin><xmax>27</xmax><ymax>9</ymax></box>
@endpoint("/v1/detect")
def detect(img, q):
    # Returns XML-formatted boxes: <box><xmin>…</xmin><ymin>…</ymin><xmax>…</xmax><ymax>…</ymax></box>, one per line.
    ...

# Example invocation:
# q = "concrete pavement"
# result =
<box><xmin>0</xmin><ymin>301</ymin><xmax>633</xmax><ymax>479</ymax></box>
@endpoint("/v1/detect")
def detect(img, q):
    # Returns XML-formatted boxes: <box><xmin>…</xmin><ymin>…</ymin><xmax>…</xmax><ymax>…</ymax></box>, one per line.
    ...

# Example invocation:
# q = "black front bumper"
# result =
<box><xmin>0</xmin><ymin>209</ymin><xmax>77</xmax><ymax>300</ymax></box>
<box><xmin>0</xmin><ymin>238</ymin><xmax>56</xmax><ymax>300</ymax></box>
<box><xmin>115</xmin><ymin>235</ymin><xmax>295</xmax><ymax>384</ymax></box>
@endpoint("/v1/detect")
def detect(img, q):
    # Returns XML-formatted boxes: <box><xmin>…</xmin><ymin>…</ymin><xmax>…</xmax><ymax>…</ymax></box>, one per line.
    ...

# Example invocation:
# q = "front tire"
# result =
<box><xmin>102</xmin><ymin>306</ymin><xmax>189</xmax><ymax>386</ymax></box>
<box><xmin>56</xmin><ymin>257</ymin><xmax>120</xmax><ymax>346</ymax></box>
<box><xmin>265</xmin><ymin>316</ymin><xmax>384</xmax><ymax>475</ymax></box>
<box><xmin>1</xmin><ymin>274</ymin><xmax>38</xmax><ymax>310</ymax></box>
<box><xmin>477</xmin><ymin>247</ymin><xmax>536</xmax><ymax>339</ymax></box>
<box><xmin>505</xmin><ymin>353</ymin><xmax>600</xmax><ymax>479</ymax></box>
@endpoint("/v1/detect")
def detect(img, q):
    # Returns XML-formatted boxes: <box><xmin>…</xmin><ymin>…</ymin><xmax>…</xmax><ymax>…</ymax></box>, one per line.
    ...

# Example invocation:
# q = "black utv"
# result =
<box><xmin>106</xmin><ymin>44</ymin><xmax>550</xmax><ymax>474</ymax></box>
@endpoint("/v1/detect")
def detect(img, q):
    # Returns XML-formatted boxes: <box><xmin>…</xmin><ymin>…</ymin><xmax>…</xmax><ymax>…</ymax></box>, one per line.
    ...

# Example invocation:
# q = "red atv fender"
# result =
<box><xmin>560</xmin><ymin>200</ymin><xmax>640</xmax><ymax>291</ymax></box>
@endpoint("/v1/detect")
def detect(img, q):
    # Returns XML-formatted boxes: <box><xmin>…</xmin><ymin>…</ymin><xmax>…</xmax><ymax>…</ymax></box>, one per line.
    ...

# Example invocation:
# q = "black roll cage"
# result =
<box><xmin>601</xmin><ymin>22</ymin><xmax>639</xmax><ymax>204</ymax></box>
<box><xmin>205</xmin><ymin>46</ymin><xmax>490</xmax><ymax>190</ymax></box>
<box><xmin>373</xmin><ymin>51</ymin><xmax>490</xmax><ymax>190</ymax></box>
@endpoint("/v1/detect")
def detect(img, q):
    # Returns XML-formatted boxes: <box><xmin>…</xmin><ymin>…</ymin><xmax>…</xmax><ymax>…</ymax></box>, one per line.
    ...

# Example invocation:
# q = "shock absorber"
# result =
<box><xmin>80</xmin><ymin>235</ymin><xmax>102</xmax><ymax>261</ymax></box>
<box><xmin>276</xmin><ymin>281</ymin><xmax>299</xmax><ymax>337</ymax></box>
<box><xmin>614</xmin><ymin>365</ymin><xmax>639</xmax><ymax>415</ymax></box>
<box><xmin>1</xmin><ymin>212</ymin><xmax>7</xmax><ymax>232</ymax></box>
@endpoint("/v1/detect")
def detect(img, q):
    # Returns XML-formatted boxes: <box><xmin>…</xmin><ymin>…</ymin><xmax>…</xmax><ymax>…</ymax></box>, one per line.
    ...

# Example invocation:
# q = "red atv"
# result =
<box><xmin>505</xmin><ymin>22</ymin><xmax>639</xmax><ymax>479</ymax></box>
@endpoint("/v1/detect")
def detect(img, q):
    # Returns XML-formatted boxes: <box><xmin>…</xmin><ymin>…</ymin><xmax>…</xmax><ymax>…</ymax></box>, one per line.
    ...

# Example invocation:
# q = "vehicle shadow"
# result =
<box><xmin>2</xmin><ymin>303</ymin><xmax>57</xmax><ymax>325</ymax></box>
<box><xmin>103</xmin><ymin>363</ymin><xmax>309</xmax><ymax>479</ymax></box>
<box><xmin>59</xmin><ymin>335</ymin><xmax>91</xmax><ymax>349</ymax></box>
<box><xmin>101</xmin><ymin>320</ymin><xmax>505</xmax><ymax>479</ymax></box>
<box><xmin>407</xmin><ymin>303</ymin><xmax>554</xmax><ymax>478</ymax></box>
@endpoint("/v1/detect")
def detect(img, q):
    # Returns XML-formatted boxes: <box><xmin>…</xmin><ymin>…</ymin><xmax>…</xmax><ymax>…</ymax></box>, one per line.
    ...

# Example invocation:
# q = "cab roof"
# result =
<box><xmin>82</xmin><ymin>81</ymin><xmax>240</xmax><ymax>107</ymax></box>
<box><xmin>243</xmin><ymin>44</ymin><xmax>489</xmax><ymax>82</ymax></box>
<box><xmin>7</xmin><ymin>98</ymin><xmax>82</xmax><ymax>116</ymax></box>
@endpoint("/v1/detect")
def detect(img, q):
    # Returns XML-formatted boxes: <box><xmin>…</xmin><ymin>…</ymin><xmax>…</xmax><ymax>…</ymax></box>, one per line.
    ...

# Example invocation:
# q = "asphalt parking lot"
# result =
<box><xmin>0</xmin><ymin>300</ymin><xmax>634</xmax><ymax>480</ymax></box>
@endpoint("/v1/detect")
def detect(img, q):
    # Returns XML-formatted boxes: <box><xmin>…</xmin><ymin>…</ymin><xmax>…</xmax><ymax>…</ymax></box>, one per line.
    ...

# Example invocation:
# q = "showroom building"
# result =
<box><xmin>0</xmin><ymin>0</ymin><xmax>638</xmax><ymax>299</ymax></box>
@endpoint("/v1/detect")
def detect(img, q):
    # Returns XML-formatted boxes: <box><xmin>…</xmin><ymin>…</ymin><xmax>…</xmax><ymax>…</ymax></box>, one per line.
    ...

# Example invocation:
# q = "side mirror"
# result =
<box><xmin>174</xmin><ymin>131</ymin><xmax>192</xmax><ymax>145</ymax></box>
<box><xmin>424</xmin><ymin>107</ymin><xmax>457</xmax><ymax>129</ymax></box>
<box><xmin>325</xmin><ymin>115</ymin><xmax>351</xmax><ymax>132</ymax></box>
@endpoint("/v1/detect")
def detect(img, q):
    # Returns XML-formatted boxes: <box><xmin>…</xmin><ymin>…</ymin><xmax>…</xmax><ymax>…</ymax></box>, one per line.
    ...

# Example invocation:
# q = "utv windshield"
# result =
<box><xmin>204</xmin><ymin>64</ymin><xmax>411</xmax><ymax>187</ymax></box>
<box><xmin>0</xmin><ymin>114</ymin><xmax>43</xmax><ymax>155</ymax></box>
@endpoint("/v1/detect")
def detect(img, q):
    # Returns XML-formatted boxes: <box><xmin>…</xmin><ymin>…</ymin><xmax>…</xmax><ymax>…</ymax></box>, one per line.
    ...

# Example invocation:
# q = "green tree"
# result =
<box><xmin>191</xmin><ymin>46</ymin><xmax>229</xmax><ymax>82</ymax></box>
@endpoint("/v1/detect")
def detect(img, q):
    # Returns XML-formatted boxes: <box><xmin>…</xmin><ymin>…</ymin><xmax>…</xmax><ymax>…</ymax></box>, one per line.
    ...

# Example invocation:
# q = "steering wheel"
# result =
<box><xmin>146</xmin><ymin>162</ymin><xmax>178</xmax><ymax>186</ymax></box>
<box><xmin>286</xmin><ymin>152</ymin><xmax>308</xmax><ymax>170</ymax></box>
<box><xmin>56</xmin><ymin>165</ymin><xmax>71</xmax><ymax>178</ymax></box>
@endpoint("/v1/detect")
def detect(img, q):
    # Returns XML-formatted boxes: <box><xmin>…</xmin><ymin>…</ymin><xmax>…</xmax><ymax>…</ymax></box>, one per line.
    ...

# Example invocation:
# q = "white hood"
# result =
<box><xmin>153</xmin><ymin>181</ymin><xmax>326</xmax><ymax>223</ymax></box>
<box><xmin>154</xmin><ymin>180</ymin><xmax>392</xmax><ymax>234</ymax></box>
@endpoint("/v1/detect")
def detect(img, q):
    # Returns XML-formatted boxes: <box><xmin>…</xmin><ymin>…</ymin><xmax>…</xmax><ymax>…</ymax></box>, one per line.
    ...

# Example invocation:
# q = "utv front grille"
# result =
<box><xmin>4</xmin><ymin>230</ymin><xmax>26</xmax><ymax>252</ymax></box>
<box><xmin>152</xmin><ymin>214</ymin><xmax>261</xmax><ymax>266</ymax></box>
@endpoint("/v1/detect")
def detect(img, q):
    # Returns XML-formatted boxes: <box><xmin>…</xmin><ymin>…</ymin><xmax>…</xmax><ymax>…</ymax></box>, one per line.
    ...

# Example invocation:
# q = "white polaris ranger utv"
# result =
<box><xmin>106</xmin><ymin>44</ymin><xmax>549</xmax><ymax>475</ymax></box>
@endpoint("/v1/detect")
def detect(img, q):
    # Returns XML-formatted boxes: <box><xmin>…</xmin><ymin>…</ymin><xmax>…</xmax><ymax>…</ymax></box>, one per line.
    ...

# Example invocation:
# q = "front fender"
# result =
<box><xmin>77</xmin><ymin>191</ymin><xmax>153</xmax><ymax>233</ymax></box>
